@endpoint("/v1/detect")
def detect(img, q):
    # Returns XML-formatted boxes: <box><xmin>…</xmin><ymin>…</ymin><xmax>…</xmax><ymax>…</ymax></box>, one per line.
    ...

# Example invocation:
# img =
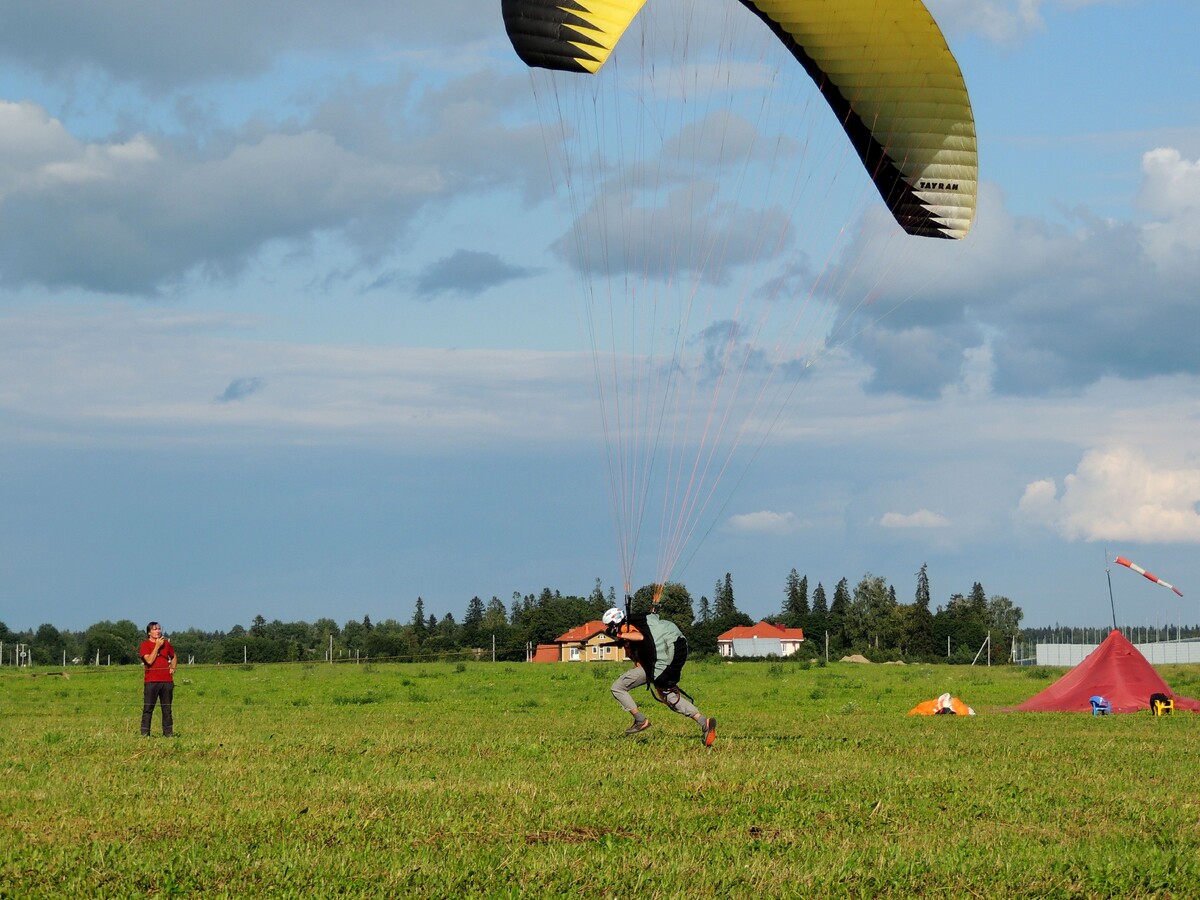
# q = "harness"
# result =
<box><xmin>649</xmin><ymin>679</ymin><xmax>697</xmax><ymax>710</ymax></box>
<box><xmin>611</xmin><ymin>609</ymin><xmax>696</xmax><ymax>709</ymax></box>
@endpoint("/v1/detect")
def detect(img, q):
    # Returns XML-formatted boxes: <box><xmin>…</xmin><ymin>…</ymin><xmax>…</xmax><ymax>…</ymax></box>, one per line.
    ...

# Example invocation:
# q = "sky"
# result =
<box><xmin>2</xmin><ymin>0</ymin><xmax>1200</xmax><ymax>635</ymax></box>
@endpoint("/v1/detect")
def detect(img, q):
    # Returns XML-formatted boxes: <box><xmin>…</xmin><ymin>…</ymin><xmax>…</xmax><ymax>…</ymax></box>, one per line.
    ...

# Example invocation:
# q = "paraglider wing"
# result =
<box><xmin>501</xmin><ymin>0</ymin><xmax>978</xmax><ymax>239</ymax></box>
<box><xmin>501</xmin><ymin>0</ymin><xmax>647</xmax><ymax>73</ymax></box>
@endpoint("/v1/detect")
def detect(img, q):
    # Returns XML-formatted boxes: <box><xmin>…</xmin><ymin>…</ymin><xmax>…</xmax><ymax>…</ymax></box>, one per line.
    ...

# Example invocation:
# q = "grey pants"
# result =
<box><xmin>141</xmin><ymin>681</ymin><xmax>174</xmax><ymax>736</ymax></box>
<box><xmin>611</xmin><ymin>666</ymin><xmax>700</xmax><ymax>719</ymax></box>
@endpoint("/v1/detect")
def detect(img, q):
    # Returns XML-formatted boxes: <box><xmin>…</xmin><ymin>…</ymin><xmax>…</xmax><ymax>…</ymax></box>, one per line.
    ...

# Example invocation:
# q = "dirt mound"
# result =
<box><xmin>840</xmin><ymin>654</ymin><xmax>871</xmax><ymax>664</ymax></box>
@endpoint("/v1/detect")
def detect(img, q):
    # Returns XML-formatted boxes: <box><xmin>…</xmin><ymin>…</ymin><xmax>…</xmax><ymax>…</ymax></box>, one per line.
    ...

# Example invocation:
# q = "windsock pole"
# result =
<box><xmin>1104</xmin><ymin>549</ymin><xmax>1118</xmax><ymax>631</ymax></box>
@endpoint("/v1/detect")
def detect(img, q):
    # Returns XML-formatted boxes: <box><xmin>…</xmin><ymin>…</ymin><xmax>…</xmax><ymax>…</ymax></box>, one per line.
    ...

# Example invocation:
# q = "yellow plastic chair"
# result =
<box><xmin>1150</xmin><ymin>693</ymin><xmax>1174</xmax><ymax>716</ymax></box>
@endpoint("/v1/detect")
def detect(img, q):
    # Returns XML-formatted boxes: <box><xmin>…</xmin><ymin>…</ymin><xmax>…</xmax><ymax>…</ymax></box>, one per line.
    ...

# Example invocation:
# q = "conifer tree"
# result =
<box><xmin>411</xmin><ymin>598</ymin><xmax>427</xmax><ymax>638</ymax></box>
<box><xmin>783</xmin><ymin>568</ymin><xmax>809</xmax><ymax>627</ymax></box>
<box><xmin>589</xmin><ymin>577</ymin><xmax>609</xmax><ymax>616</ymax></box>
<box><xmin>809</xmin><ymin>582</ymin><xmax>828</xmax><ymax>639</ymax></box>
<box><xmin>828</xmin><ymin>578</ymin><xmax>851</xmax><ymax>650</ymax></box>
<box><xmin>715</xmin><ymin>572</ymin><xmax>737</xmax><ymax>618</ymax></box>
<box><xmin>482</xmin><ymin>596</ymin><xmax>508</xmax><ymax>630</ymax></box>
<box><xmin>905</xmin><ymin>563</ymin><xmax>937</xmax><ymax>658</ymax></box>
<box><xmin>461</xmin><ymin>596</ymin><xmax>486</xmax><ymax>649</ymax></box>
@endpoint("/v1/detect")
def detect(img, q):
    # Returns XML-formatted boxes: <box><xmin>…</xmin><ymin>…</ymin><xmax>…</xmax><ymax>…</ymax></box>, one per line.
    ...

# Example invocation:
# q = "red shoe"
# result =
<box><xmin>624</xmin><ymin>718</ymin><xmax>651</xmax><ymax>735</ymax></box>
<box><xmin>702</xmin><ymin>717</ymin><xmax>716</xmax><ymax>747</ymax></box>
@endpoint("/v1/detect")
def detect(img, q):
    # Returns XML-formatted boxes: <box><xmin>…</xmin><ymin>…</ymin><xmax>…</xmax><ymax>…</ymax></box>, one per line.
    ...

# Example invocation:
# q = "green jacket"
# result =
<box><xmin>627</xmin><ymin>613</ymin><xmax>687</xmax><ymax>684</ymax></box>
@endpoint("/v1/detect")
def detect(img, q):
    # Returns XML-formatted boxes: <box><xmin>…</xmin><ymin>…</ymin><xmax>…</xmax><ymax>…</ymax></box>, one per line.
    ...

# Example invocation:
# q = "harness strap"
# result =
<box><xmin>648</xmin><ymin>681</ymin><xmax>695</xmax><ymax>707</ymax></box>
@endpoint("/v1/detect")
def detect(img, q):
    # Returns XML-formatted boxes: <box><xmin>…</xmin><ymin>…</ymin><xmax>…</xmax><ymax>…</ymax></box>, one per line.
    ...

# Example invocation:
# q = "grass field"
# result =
<box><xmin>4</xmin><ymin>658</ymin><xmax>1200</xmax><ymax>898</ymax></box>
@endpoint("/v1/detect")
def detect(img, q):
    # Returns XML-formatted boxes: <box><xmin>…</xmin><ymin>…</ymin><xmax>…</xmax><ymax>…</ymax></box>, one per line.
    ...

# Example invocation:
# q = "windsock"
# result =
<box><xmin>1114</xmin><ymin>556</ymin><xmax>1183</xmax><ymax>597</ymax></box>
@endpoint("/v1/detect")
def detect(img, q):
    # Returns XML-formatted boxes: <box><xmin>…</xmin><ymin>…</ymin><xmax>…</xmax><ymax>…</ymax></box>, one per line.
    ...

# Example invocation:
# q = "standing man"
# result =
<box><xmin>604</xmin><ymin>607</ymin><xmax>715</xmax><ymax>746</ymax></box>
<box><xmin>139</xmin><ymin>622</ymin><xmax>176</xmax><ymax>737</ymax></box>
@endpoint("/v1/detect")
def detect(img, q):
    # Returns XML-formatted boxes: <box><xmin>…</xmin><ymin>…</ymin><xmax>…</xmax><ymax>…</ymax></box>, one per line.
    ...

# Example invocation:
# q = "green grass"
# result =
<box><xmin>3</xmin><ymin>660</ymin><xmax>1198</xmax><ymax>897</ymax></box>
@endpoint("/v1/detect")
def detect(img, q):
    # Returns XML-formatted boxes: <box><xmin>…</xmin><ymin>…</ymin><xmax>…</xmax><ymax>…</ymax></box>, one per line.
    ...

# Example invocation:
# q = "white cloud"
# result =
<box><xmin>0</xmin><ymin>101</ymin><xmax>153</xmax><ymax>194</ymax></box>
<box><xmin>0</xmin><ymin>303</ymin><xmax>598</xmax><ymax>449</ymax></box>
<box><xmin>1017</xmin><ymin>446</ymin><xmax>1200</xmax><ymax>543</ymax></box>
<box><xmin>0</xmin><ymin>1</ymin><xmax>495</xmax><ymax>89</ymax></box>
<box><xmin>833</xmin><ymin>159</ymin><xmax>1200</xmax><ymax>398</ymax></box>
<box><xmin>926</xmin><ymin>0</ymin><xmax>1045</xmax><ymax>45</ymax></box>
<box><xmin>0</xmin><ymin>80</ymin><xmax>551</xmax><ymax>294</ymax></box>
<box><xmin>879</xmin><ymin>509</ymin><xmax>951</xmax><ymax>529</ymax></box>
<box><xmin>555</xmin><ymin>183</ymin><xmax>790</xmax><ymax>285</ymax></box>
<box><xmin>727</xmin><ymin>510</ymin><xmax>800</xmax><ymax>535</ymax></box>
<box><xmin>928</xmin><ymin>0</ymin><xmax>1127</xmax><ymax>46</ymax></box>
<box><xmin>1138</xmin><ymin>147</ymin><xmax>1200</xmax><ymax>267</ymax></box>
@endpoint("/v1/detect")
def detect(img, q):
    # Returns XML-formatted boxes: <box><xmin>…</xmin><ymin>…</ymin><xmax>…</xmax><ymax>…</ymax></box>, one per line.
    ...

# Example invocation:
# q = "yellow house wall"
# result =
<box><xmin>559</xmin><ymin>636</ymin><xmax>629</xmax><ymax>663</ymax></box>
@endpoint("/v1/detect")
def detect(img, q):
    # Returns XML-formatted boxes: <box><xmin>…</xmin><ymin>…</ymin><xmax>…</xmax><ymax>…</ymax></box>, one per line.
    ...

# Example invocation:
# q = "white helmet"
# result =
<box><xmin>602</xmin><ymin>607</ymin><xmax>626</xmax><ymax>631</ymax></box>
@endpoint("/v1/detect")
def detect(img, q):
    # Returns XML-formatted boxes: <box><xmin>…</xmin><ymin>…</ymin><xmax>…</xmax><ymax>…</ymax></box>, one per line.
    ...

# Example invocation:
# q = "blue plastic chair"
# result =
<box><xmin>1089</xmin><ymin>696</ymin><xmax>1111</xmax><ymax>716</ymax></box>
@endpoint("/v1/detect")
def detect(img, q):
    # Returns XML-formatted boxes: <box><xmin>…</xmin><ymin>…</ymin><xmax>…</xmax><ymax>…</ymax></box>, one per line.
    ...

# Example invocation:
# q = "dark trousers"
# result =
<box><xmin>141</xmin><ymin>681</ymin><xmax>174</xmax><ymax>736</ymax></box>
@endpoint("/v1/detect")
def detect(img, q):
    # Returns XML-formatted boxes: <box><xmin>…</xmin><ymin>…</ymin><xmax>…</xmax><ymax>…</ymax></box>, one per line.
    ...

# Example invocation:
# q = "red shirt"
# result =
<box><xmin>140</xmin><ymin>639</ymin><xmax>175</xmax><ymax>683</ymax></box>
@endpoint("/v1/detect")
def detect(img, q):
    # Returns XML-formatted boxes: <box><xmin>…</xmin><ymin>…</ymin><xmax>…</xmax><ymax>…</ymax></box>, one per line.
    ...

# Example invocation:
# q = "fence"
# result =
<box><xmin>1033</xmin><ymin>638</ymin><xmax>1200</xmax><ymax>666</ymax></box>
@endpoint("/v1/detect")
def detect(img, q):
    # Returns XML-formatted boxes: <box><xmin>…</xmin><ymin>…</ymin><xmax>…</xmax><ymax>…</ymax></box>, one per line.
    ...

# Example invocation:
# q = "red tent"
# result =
<box><xmin>1016</xmin><ymin>629</ymin><xmax>1200</xmax><ymax>713</ymax></box>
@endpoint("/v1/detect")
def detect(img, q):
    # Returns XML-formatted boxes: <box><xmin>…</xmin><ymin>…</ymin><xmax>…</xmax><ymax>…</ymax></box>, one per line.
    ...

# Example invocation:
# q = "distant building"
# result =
<box><xmin>530</xmin><ymin>620</ymin><xmax>631</xmax><ymax>663</ymax></box>
<box><xmin>717</xmin><ymin>621</ymin><xmax>805</xmax><ymax>658</ymax></box>
<box><xmin>529</xmin><ymin>644</ymin><xmax>560</xmax><ymax>663</ymax></box>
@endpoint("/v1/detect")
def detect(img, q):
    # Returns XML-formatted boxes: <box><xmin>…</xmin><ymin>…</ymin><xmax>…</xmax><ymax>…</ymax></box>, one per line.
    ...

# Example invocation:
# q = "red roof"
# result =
<box><xmin>1016</xmin><ymin>630</ymin><xmax>1200</xmax><ymax>713</ymax></box>
<box><xmin>555</xmin><ymin>620</ymin><xmax>609</xmax><ymax>643</ymax></box>
<box><xmin>717</xmin><ymin>620</ymin><xmax>805</xmax><ymax>642</ymax></box>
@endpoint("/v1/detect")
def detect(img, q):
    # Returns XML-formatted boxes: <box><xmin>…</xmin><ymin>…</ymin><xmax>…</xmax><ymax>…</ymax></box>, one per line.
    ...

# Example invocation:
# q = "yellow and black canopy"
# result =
<box><xmin>502</xmin><ymin>0</ymin><xmax>977</xmax><ymax>239</ymax></box>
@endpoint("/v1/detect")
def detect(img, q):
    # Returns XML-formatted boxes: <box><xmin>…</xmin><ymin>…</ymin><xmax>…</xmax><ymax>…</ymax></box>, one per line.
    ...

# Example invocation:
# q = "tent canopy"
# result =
<box><xmin>1017</xmin><ymin>630</ymin><xmax>1200</xmax><ymax>713</ymax></box>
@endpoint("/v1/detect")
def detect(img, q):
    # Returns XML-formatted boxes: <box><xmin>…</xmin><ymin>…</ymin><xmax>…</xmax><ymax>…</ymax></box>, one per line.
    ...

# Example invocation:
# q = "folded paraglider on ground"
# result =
<box><xmin>909</xmin><ymin>693</ymin><xmax>976</xmax><ymax>716</ymax></box>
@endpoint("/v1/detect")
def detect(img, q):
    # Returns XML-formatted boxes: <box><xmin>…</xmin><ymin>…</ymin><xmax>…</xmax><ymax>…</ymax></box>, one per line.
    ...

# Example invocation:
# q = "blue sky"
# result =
<box><xmin>3</xmin><ymin>0</ymin><xmax>1200</xmax><ymax>634</ymax></box>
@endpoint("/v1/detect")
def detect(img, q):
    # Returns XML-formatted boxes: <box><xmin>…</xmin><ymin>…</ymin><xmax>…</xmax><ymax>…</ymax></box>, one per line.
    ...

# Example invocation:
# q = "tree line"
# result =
<box><xmin>1</xmin><ymin>563</ymin><xmax>1036</xmax><ymax>667</ymax></box>
<box><xmin>775</xmin><ymin>564</ymin><xmax>1024</xmax><ymax>662</ymax></box>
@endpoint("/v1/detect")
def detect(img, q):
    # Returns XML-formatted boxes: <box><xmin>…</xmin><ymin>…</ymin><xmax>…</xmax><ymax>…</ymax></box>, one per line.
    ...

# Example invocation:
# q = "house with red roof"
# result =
<box><xmin>530</xmin><ymin>620</ymin><xmax>631</xmax><ymax>663</ymax></box>
<box><xmin>717</xmin><ymin>620</ymin><xmax>805</xmax><ymax>658</ymax></box>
